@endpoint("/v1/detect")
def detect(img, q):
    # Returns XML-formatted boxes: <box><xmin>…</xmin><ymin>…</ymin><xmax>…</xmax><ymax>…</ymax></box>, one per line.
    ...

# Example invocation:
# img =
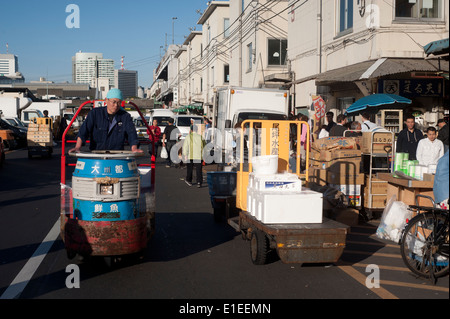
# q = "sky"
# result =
<box><xmin>0</xmin><ymin>0</ymin><xmax>217</xmax><ymax>88</ymax></box>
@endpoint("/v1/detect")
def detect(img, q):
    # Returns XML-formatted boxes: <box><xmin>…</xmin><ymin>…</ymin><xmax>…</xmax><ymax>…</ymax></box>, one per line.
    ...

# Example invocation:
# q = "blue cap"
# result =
<box><xmin>106</xmin><ymin>88</ymin><xmax>123</xmax><ymax>100</ymax></box>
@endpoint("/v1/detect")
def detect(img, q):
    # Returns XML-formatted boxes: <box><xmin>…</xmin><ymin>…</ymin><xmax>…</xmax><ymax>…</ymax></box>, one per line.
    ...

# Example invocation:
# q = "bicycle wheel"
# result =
<box><xmin>400</xmin><ymin>211</ymin><xmax>449</xmax><ymax>279</ymax></box>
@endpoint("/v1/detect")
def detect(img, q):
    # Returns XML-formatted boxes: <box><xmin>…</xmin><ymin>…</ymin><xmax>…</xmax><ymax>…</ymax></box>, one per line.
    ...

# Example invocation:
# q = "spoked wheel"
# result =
<box><xmin>400</xmin><ymin>212</ymin><xmax>449</xmax><ymax>281</ymax></box>
<box><xmin>250</xmin><ymin>230</ymin><xmax>270</xmax><ymax>265</ymax></box>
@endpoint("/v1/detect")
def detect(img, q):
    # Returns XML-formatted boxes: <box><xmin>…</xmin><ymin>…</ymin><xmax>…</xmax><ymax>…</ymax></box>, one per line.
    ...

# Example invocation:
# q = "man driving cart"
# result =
<box><xmin>70</xmin><ymin>88</ymin><xmax>143</xmax><ymax>153</ymax></box>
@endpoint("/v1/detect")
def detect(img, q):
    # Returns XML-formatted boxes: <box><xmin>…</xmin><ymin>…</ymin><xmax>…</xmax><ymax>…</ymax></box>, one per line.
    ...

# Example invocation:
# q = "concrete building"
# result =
<box><xmin>288</xmin><ymin>0</ymin><xmax>449</xmax><ymax>125</ymax></box>
<box><xmin>152</xmin><ymin>44</ymin><xmax>182</xmax><ymax>107</ymax></box>
<box><xmin>0</xmin><ymin>53</ymin><xmax>25</xmax><ymax>84</ymax></box>
<box><xmin>72</xmin><ymin>52</ymin><xmax>114</xmax><ymax>87</ymax></box>
<box><xmin>176</xmin><ymin>31</ymin><xmax>203</xmax><ymax>108</ymax></box>
<box><xmin>228</xmin><ymin>0</ymin><xmax>290</xmax><ymax>90</ymax></box>
<box><xmin>4</xmin><ymin>79</ymin><xmax>96</xmax><ymax>100</ymax></box>
<box><xmin>114</xmin><ymin>69</ymin><xmax>138</xmax><ymax>99</ymax></box>
<box><xmin>197</xmin><ymin>1</ymin><xmax>230</xmax><ymax>114</ymax></box>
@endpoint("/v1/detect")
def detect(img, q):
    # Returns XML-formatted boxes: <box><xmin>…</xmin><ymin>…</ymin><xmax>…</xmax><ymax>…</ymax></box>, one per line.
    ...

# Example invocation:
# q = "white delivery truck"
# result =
<box><xmin>214</xmin><ymin>87</ymin><xmax>289</xmax><ymax>162</ymax></box>
<box><xmin>0</xmin><ymin>96</ymin><xmax>43</xmax><ymax>126</ymax></box>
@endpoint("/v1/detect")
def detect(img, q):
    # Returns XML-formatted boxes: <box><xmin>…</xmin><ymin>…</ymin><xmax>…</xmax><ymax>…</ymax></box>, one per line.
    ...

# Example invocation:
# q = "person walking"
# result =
<box><xmin>182</xmin><ymin>124</ymin><xmax>206</xmax><ymax>187</ymax></box>
<box><xmin>162</xmin><ymin>118</ymin><xmax>180</xmax><ymax>168</ymax></box>
<box><xmin>396</xmin><ymin>115</ymin><xmax>423</xmax><ymax>160</ymax></box>
<box><xmin>147</xmin><ymin>119</ymin><xmax>161</xmax><ymax>159</ymax></box>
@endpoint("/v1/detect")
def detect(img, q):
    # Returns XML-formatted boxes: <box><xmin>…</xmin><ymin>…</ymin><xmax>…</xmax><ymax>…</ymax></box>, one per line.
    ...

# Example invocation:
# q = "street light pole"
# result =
<box><xmin>172</xmin><ymin>17</ymin><xmax>177</xmax><ymax>44</ymax></box>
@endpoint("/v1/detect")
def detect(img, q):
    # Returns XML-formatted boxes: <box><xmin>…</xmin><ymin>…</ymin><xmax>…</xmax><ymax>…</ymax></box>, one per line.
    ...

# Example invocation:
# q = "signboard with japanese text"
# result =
<box><xmin>378</xmin><ymin>79</ymin><xmax>443</xmax><ymax>98</ymax></box>
<box><xmin>312</xmin><ymin>95</ymin><xmax>326</xmax><ymax>120</ymax></box>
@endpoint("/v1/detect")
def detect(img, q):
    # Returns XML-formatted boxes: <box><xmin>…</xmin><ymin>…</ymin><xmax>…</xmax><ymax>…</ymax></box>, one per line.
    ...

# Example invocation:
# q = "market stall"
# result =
<box><xmin>377</xmin><ymin>172</ymin><xmax>434</xmax><ymax>207</ymax></box>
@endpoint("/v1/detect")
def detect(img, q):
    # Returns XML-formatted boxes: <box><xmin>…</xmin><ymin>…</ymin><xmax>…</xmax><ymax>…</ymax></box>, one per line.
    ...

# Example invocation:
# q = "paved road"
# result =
<box><xmin>0</xmin><ymin>143</ymin><xmax>448</xmax><ymax>305</ymax></box>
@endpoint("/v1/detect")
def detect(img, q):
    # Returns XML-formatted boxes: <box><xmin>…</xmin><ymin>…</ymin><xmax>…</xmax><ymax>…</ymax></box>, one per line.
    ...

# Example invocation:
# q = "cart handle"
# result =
<box><xmin>60</xmin><ymin>100</ymin><xmax>155</xmax><ymax>185</ymax></box>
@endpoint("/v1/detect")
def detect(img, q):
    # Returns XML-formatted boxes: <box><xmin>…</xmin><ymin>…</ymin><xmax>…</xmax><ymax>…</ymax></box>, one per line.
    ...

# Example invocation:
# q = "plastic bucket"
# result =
<box><xmin>251</xmin><ymin>155</ymin><xmax>278</xmax><ymax>175</ymax></box>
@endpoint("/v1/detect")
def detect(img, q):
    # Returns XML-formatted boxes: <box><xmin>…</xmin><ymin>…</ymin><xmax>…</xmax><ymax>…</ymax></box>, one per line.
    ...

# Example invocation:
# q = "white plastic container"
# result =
<box><xmin>251</xmin><ymin>155</ymin><xmax>278</xmax><ymax>175</ymax></box>
<box><xmin>249</xmin><ymin>172</ymin><xmax>302</xmax><ymax>192</ymax></box>
<box><xmin>254</xmin><ymin>190</ymin><xmax>323</xmax><ymax>224</ymax></box>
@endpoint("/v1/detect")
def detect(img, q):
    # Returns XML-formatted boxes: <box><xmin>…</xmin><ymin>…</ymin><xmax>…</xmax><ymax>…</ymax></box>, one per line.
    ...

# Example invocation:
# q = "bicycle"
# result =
<box><xmin>399</xmin><ymin>195</ymin><xmax>449</xmax><ymax>284</ymax></box>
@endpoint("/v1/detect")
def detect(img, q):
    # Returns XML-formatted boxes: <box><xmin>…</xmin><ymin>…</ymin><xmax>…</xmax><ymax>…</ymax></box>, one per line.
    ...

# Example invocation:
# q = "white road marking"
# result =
<box><xmin>1</xmin><ymin>218</ymin><xmax>60</xmax><ymax>299</ymax></box>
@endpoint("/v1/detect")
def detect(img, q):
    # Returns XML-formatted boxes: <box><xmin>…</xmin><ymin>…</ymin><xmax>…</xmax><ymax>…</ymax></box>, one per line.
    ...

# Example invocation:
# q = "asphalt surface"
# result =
<box><xmin>0</xmin><ymin>143</ymin><xmax>448</xmax><ymax>306</ymax></box>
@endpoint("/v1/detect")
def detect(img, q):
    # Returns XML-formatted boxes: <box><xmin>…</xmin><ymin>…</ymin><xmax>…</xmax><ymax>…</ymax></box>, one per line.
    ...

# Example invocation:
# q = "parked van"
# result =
<box><xmin>175</xmin><ymin>115</ymin><xmax>204</xmax><ymax>140</ymax></box>
<box><xmin>150</xmin><ymin>109</ymin><xmax>175</xmax><ymax>143</ymax></box>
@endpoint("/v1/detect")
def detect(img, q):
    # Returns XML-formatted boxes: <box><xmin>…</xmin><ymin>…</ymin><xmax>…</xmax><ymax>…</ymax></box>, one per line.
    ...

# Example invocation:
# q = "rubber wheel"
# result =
<box><xmin>250</xmin><ymin>230</ymin><xmax>270</xmax><ymax>265</ymax></box>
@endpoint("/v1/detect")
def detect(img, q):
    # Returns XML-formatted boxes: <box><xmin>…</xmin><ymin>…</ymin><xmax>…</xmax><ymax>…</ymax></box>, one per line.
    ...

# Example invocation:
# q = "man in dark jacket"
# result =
<box><xmin>329</xmin><ymin>114</ymin><xmax>348</xmax><ymax>137</ymax></box>
<box><xmin>437</xmin><ymin>119</ymin><xmax>449</xmax><ymax>153</ymax></box>
<box><xmin>396</xmin><ymin>115</ymin><xmax>423</xmax><ymax>160</ymax></box>
<box><xmin>162</xmin><ymin>118</ymin><xmax>181</xmax><ymax>167</ymax></box>
<box><xmin>70</xmin><ymin>89</ymin><xmax>142</xmax><ymax>153</ymax></box>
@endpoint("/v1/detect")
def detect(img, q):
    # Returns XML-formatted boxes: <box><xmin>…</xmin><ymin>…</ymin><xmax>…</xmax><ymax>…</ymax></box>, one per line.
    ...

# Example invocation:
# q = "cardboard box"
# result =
<box><xmin>310</xmin><ymin>148</ymin><xmax>361</xmax><ymax>162</ymax></box>
<box><xmin>313</xmin><ymin>137</ymin><xmax>358</xmax><ymax>151</ymax></box>
<box><xmin>364</xmin><ymin>194</ymin><xmax>387</xmax><ymax>208</ymax></box>
<box><xmin>311</xmin><ymin>157</ymin><xmax>361</xmax><ymax>171</ymax></box>
<box><xmin>329</xmin><ymin>184</ymin><xmax>361</xmax><ymax>196</ymax></box>
<box><xmin>308</xmin><ymin>167</ymin><xmax>327</xmax><ymax>186</ymax></box>
<box><xmin>364</xmin><ymin>175</ymin><xmax>388</xmax><ymax>194</ymax></box>
<box><xmin>27</xmin><ymin>123</ymin><xmax>51</xmax><ymax>132</ymax></box>
<box><xmin>361</xmin><ymin>132</ymin><xmax>393</xmax><ymax>154</ymax></box>
<box><xmin>327</xmin><ymin>170</ymin><xmax>364</xmax><ymax>185</ymax></box>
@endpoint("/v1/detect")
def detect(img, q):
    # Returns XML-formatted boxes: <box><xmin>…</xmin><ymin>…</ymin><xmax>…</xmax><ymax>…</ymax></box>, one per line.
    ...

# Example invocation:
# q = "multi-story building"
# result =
<box><xmin>0</xmin><ymin>53</ymin><xmax>25</xmax><ymax>84</ymax></box>
<box><xmin>114</xmin><ymin>69</ymin><xmax>138</xmax><ymax>99</ymax></box>
<box><xmin>177</xmin><ymin>31</ymin><xmax>203</xmax><ymax>108</ymax></box>
<box><xmin>228</xmin><ymin>0</ymin><xmax>289</xmax><ymax>89</ymax></box>
<box><xmin>288</xmin><ymin>0</ymin><xmax>449</xmax><ymax>127</ymax></box>
<box><xmin>72</xmin><ymin>52</ymin><xmax>114</xmax><ymax>87</ymax></box>
<box><xmin>197</xmin><ymin>1</ymin><xmax>230</xmax><ymax>113</ymax></box>
<box><xmin>151</xmin><ymin>44</ymin><xmax>182</xmax><ymax>107</ymax></box>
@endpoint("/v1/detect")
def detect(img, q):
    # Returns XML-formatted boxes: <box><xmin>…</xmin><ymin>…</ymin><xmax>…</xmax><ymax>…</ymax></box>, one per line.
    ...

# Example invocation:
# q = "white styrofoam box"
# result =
<box><xmin>247</xmin><ymin>187</ymin><xmax>257</xmax><ymax>216</ymax></box>
<box><xmin>249</xmin><ymin>172</ymin><xmax>302</xmax><ymax>192</ymax></box>
<box><xmin>329</xmin><ymin>184</ymin><xmax>361</xmax><ymax>196</ymax></box>
<box><xmin>254</xmin><ymin>190</ymin><xmax>323</xmax><ymax>224</ymax></box>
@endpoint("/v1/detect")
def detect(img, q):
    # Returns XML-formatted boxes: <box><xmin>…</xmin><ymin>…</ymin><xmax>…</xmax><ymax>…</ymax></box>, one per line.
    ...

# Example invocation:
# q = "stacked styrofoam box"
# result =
<box><xmin>247</xmin><ymin>172</ymin><xmax>301</xmax><ymax>216</ymax></box>
<box><xmin>254</xmin><ymin>190</ymin><xmax>323</xmax><ymax>224</ymax></box>
<box><xmin>247</xmin><ymin>172</ymin><xmax>323</xmax><ymax>224</ymax></box>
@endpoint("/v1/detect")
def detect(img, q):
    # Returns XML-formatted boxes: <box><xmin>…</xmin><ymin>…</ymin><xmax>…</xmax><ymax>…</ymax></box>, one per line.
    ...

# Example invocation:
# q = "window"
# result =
<box><xmin>247</xmin><ymin>43</ymin><xmax>253</xmax><ymax>71</ymax></box>
<box><xmin>268</xmin><ymin>39</ymin><xmax>287</xmax><ymax>66</ymax></box>
<box><xmin>224</xmin><ymin>64</ymin><xmax>229</xmax><ymax>83</ymax></box>
<box><xmin>395</xmin><ymin>0</ymin><xmax>442</xmax><ymax>20</ymax></box>
<box><xmin>338</xmin><ymin>0</ymin><xmax>353</xmax><ymax>34</ymax></box>
<box><xmin>224</xmin><ymin>18</ymin><xmax>230</xmax><ymax>38</ymax></box>
<box><xmin>211</xmin><ymin>66</ymin><xmax>214</xmax><ymax>87</ymax></box>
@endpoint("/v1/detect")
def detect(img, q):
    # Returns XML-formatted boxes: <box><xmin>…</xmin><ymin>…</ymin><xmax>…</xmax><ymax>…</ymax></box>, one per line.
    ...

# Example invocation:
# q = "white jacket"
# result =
<box><xmin>416</xmin><ymin>138</ymin><xmax>445</xmax><ymax>166</ymax></box>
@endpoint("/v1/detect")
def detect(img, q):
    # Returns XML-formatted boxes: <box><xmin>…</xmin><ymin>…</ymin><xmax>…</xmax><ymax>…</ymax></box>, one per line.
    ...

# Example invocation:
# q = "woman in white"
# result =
<box><xmin>416</xmin><ymin>127</ymin><xmax>445</xmax><ymax>166</ymax></box>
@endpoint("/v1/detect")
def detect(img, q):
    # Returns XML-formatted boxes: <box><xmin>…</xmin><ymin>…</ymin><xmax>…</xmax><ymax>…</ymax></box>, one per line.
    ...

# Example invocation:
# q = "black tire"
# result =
<box><xmin>400</xmin><ymin>211</ymin><xmax>449</xmax><ymax>279</ymax></box>
<box><xmin>250</xmin><ymin>230</ymin><xmax>270</xmax><ymax>265</ymax></box>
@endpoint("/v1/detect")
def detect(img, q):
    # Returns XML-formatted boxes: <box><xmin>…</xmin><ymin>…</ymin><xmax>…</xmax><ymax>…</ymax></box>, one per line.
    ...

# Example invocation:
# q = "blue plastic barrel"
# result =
<box><xmin>72</xmin><ymin>157</ymin><xmax>140</xmax><ymax>221</ymax></box>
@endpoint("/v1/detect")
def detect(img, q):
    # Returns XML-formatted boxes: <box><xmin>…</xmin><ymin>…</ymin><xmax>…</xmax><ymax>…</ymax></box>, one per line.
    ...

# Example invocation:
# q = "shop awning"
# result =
<box><xmin>424</xmin><ymin>38</ymin><xmax>449</xmax><ymax>57</ymax></box>
<box><xmin>315</xmin><ymin>58</ymin><xmax>448</xmax><ymax>86</ymax></box>
<box><xmin>345</xmin><ymin>93</ymin><xmax>412</xmax><ymax>114</ymax></box>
